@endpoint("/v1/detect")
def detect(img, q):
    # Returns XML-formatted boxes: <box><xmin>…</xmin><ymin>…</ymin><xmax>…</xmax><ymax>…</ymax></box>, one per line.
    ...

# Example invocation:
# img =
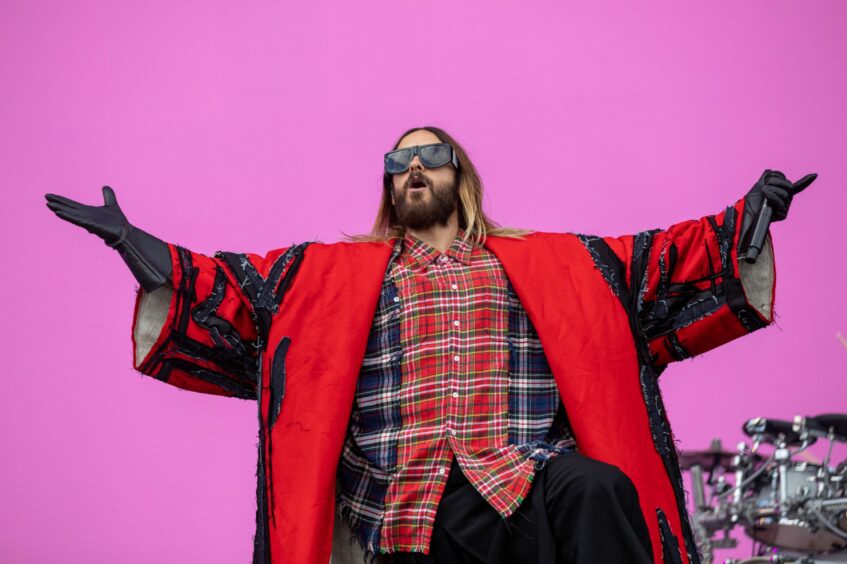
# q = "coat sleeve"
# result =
<box><xmin>130</xmin><ymin>242</ymin><xmax>267</xmax><ymax>399</ymax></box>
<box><xmin>602</xmin><ymin>197</ymin><xmax>776</xmax><ymax>367</ymax></box>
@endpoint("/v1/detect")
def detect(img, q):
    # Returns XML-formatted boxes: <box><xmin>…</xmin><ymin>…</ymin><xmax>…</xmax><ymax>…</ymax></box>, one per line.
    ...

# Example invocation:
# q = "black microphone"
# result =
<box><xmin>743</xmin><ymin>175</ymin><xmax>776</xmax><ymax>264</ymax></box>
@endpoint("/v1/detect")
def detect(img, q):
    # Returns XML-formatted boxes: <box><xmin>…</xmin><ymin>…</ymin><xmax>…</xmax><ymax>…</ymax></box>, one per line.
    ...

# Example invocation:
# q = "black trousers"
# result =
<box><xmin>381</xmin><ymin>453</ymin><xmax>654</xmax><ymax>564</ymax></box>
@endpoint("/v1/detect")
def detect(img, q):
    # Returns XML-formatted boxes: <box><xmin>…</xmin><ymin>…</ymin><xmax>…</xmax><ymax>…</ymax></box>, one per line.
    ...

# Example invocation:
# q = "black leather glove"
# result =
<box><xmin>739</xmin><ymin>169</ymin><xmax>817</xmax><ymax>254</ymax></box>
<box><xmin>45</xmin><ymin>186</ymin><xmax>173</xmax><ymax>293</ymax></box>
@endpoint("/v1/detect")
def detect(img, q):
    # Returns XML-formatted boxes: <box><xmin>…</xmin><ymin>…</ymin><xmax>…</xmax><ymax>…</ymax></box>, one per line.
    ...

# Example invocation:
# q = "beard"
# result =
<box><xmin>393</xmin><ymin>175</ymin><xmax>459</xmax><ymax>230</ymax></box>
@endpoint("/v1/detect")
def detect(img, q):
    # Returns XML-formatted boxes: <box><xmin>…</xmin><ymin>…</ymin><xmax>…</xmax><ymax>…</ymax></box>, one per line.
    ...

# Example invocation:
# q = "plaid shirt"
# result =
<box><xmin>337</xmin><ymin>229</ymin><xmax>576</xmax><ymax>558</ymax></box>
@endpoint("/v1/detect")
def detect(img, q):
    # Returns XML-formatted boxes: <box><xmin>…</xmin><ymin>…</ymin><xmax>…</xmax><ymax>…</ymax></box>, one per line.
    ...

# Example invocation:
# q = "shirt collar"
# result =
<box><xmin>399</xmin><ymin>228</ymin><xmax>474</xmax><ymax>268</ymax></box>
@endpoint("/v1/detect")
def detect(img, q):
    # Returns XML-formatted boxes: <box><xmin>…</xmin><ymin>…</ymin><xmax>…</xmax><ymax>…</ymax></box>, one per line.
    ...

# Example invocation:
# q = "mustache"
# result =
<box><xmin>404</xmin><ymin>172</ymin><xmax>432</xmax><ymax>190</ymax></box>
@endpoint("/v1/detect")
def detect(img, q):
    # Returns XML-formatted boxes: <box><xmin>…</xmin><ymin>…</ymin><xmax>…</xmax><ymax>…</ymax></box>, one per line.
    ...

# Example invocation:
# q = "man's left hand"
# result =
<box><xmin>746</xmin><ymin>169</ymin><xmax>818</xmax><ymax>222</ymax></box>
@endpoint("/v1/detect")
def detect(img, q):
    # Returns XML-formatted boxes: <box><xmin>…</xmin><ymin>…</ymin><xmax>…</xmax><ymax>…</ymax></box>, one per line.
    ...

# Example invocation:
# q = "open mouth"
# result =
<box><xmin>409</xmin><ymin>176</ymin><xmax>428</xmax><ymax>190</ymax></box>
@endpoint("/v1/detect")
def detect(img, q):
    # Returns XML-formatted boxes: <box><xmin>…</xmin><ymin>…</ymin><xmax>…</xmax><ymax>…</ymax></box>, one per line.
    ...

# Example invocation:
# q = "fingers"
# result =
<box><xmin>791</xmin><ymin>173</ymin><xmax>817</xmax><ymax>194</ymax></box>
<box><xmin>763</xmin><ymin>189</ymin><xmax>787</xmax><ymax>210</ymax></box>
<box><xmin>102</xmin><ymin>185</ymin><xmax>117</xmax><ymax>206</ymax></box>
<box><xmin>45</xmin><ymin>199</ymin><xmax>82</xmax><ymax>218</ymax></box>
<box><xmin>44</xmin><ymin>193</ymin><xmax>85</xmax><ymax>209</ymax></box>
<box><xmin>44</xmin><ymin>194</ymin><xmax>92</xmax><ymax>226</ymax></box>
<box><xmin>764</xmin><ymin>170</ymin><xmax>786</xmax><ymax>182</ymax></box>
<box><xmin>53</xmin><ymin>209</ymin><xmax>74</xmax><ymax>223</ymax></box>
<box><xmin>45</xmin><ymin>202</ymin><xmax>92</xmax><ymax>229</ymax></box>
<box><xmin>765</xmin><ymin>177</ymin><xmax>792</xmax><ymax>191</ymax></box>
<box><xmin>45</xmin><ymin>199</ymin><xmax>79</xmax><ymax>215</ymax></box>
<box><xmin>765</xmin><ymin>185</ymin><xmax>790</xmax><ymax>200</ymax></box>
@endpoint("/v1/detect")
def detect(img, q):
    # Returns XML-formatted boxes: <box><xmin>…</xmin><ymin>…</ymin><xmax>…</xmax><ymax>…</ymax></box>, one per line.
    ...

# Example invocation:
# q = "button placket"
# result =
<box><xmin>448</xmin><ymin>264</ymin><xmax>468</xmax><ymax>447</ymax></box>
<box><xmin>449</xmin><ymin>269</ymin><xmax>462</xmax><ymax>434</ymax></box>
<box><xmin>434</xmin><ymin>259</ymin><xmax>459</xmax><ymax>442</ymax></box>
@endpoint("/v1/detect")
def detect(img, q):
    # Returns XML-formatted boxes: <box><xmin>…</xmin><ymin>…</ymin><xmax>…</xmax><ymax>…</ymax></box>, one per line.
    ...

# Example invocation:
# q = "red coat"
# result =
<box><xmin>131</xmin><ymin>198</ymin><xmax>774</xmax><ymax>564</ymax></box>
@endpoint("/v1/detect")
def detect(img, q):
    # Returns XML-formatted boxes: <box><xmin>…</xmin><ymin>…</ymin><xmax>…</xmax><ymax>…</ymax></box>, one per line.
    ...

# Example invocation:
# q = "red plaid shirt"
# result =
<box><xmin>379</xmin><ymin>229</ymin><xmax>541</xmax><ymax>553</ymax></box>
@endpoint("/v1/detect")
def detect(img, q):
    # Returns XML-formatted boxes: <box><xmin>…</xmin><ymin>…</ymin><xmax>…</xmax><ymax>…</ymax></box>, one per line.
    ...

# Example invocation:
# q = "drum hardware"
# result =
<box><xmin>682</xmin><ymin>413</ymin><xmax>847</xmax><ymax>564</ymax></box>
<box><xmin>745</xmin><ymin>417</ymin><xmax>818</xmax><ymax>448</ymax></box>
<box><xmin>742</xmin><ymin>423</ymin><xmax>841</xmax><ymax>554</ymax></box>
<box><xmin>802</xmin><ymin>498</ymin><xmax>847</xmax><ymax>542</ymax></box>
<box><xmin>795</xmin><ymin>415</ymin><xmax>843</xmax><ymax>491</ymax></box>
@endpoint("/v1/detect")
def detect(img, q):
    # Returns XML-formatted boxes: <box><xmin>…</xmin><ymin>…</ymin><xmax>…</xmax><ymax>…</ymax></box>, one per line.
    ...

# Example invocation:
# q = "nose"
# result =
<box><xmin>408</xmin><ymin>154</ymin><xmax>424</xmax><ymax>171</ymax></box>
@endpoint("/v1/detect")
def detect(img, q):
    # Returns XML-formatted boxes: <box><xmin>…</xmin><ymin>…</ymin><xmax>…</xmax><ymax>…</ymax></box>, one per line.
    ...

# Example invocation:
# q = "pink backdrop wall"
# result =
<box><xmin>2</xmin><ymin>1</ymin><xmax>845</xmax><ymax>562</ymax></box>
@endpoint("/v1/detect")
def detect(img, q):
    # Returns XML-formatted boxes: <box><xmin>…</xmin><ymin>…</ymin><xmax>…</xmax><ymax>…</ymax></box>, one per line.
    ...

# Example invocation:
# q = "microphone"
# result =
<box><xmin>743</xmin><ymin>172</ymin><xmax>778</xmax><ymax>264</ymax></box>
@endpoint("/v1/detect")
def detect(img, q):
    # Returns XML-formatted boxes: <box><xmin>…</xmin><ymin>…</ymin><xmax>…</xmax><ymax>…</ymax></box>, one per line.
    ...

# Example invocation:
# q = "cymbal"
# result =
<box><xmin>679</xmin><ymin>447</ymin><xmax>763</xmax><ymax>471</ymax></box>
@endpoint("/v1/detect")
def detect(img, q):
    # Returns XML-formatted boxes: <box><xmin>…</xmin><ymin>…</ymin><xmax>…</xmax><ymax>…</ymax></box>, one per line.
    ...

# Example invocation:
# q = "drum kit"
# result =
<box><xmin>681</xmin><ymin>413</ymin><xmax>847</xmax><ymax>564</ymax></box>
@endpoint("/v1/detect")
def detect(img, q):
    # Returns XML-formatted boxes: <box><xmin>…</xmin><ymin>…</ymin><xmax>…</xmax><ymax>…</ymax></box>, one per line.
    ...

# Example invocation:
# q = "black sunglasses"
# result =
<box><xmin>384</xmin><ymin>143</ymin><xmax>459</xmax><ymax>175</ymax></box>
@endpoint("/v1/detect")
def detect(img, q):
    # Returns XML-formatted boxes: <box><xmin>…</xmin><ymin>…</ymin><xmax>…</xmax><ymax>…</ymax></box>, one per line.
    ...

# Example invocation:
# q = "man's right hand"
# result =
<box><xmin>45</xmin><ymin>186</ymin><xmax>174</xmax><ymax>292</ymax></box>
<box><xmin>45</xmin><ymin>186</ymin><xmax>131</xmax><ymax>247</ymax></box>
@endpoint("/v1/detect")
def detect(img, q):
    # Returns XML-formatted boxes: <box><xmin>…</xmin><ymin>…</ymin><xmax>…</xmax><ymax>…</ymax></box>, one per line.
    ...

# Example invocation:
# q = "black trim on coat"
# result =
<box><xmin>191</xmin><ymin>266</ymin><xmax>253</xmax><ymax>360</ymax></box>
<box><xmin>171</xmin><ymin>334</ymin><xmax>257</xmax><ymax>387</ymax></box>
<box><xmin>269</xmin><ymin>337</ymin><xmax>290</xmax><ymax>429</ymax></box>
<box><xmin>165</xmin><ymin>358</ymin><xmax>256</xmax><ymax>399</ymax></box>
<box><xmin>665</xmin><ymin>332</ymin><xmax>691</xmax><ymax>361</ymax></box>
<box><xmin>175</xmin><ymin>247</ymin><xmax>195</xmax><ymax>336</ymax></box>
<box><xmin>253</xmin><ymin>348</ymin><xmax>271</xmax><ymax>564</ymax></box>
<box><xmin>266</xmin><ymin>336</ymin><xmax>291</xmax><ymax>532</ymax></box>
<box><xmin>217</xmin><ymin>243</ymin><xmax>310</xmax><ymax>346</ymax></box>
<box><xmin>658</xmin><ymin>508</ymin><xmax>685</xmax><ymax>564</ymax></box>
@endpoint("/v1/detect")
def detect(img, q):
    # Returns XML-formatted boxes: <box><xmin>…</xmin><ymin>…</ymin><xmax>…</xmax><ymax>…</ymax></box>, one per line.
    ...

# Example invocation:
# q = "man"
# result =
<box><xmin>45</xmin><ymin>126</ymin><xmax>816</xmax><ymax>564</ymax></box>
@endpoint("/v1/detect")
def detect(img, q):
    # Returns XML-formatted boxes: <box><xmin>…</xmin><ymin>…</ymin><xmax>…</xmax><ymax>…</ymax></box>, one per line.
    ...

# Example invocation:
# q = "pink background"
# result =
<box><xmin>2</xmin><ymin>1</ymin><xmax>845</xmax><ymax>562</ymax></box>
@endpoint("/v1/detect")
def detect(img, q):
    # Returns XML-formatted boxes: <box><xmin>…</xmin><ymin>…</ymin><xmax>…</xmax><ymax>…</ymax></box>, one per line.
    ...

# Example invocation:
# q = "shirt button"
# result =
<box><xmin>451</xmin><ymin>392</ymin><xmax>459</xmax><ymax>399</ymax></box>
<box><xmin>451</xmin><ymin>283</ymin><xmax>458</xmax><ymax>290</ymax></box>
<box><xmin>393</xmin><ymin>296</ymin><xmax>400</xmax><ymax>303</ymax></box>
<box><xmin>453</xmin><ymin>320</ymin><xmax>460</xmax><ymax>327</ymax></box>
<box><xmin>438</xmin><ymin>468</ymin><xmax>446</xmax><ymax>475</ymax></box>
<box><xmin>453</xmin><ymin>355</ymin><xmax>460</xmax><ymax>362</ymax></box>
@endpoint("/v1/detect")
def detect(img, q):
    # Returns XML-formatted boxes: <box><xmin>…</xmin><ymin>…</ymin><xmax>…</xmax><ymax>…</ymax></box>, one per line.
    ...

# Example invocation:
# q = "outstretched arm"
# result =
<box><xmin>45</xmin><ymin>187</ymin><xmax>262</xmax><ymax>398</ymax></box>
<box><xmin>597</xmin><ymin>170</ymin><xmax>816</xmax><ymax>367</ymax></box>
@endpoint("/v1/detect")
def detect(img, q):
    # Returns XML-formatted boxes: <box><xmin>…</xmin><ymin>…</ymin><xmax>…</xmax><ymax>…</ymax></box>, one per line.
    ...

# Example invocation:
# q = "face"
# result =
<box><xmin>390</xmin><ymin>129</ymin><xmax>459</xmax><ymax>230</ymax></box>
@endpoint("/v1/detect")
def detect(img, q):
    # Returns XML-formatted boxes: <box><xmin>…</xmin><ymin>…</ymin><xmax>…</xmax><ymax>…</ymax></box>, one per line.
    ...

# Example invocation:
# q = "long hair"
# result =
<box><xmin>345</xmin><ymin>126</ymin><xmax>531</xmax><ymax>247</ymax></box>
